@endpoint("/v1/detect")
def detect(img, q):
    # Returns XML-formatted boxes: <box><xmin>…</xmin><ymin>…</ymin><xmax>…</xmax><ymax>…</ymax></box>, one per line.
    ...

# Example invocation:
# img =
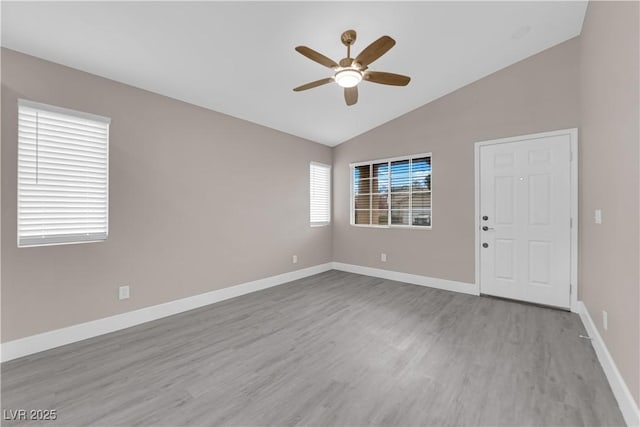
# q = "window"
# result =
<box><xmin>310</xmin><ymin>162</ymin><xmax>331</xmax><ymax>226</ymax></box>
<box><xmin>18</xmin><ymin>99</ymin><xmax>110</xmax><ymax>247</ymax></box>
<box><xmin>351</xmin><ymin>153</ymin><xmax>431</xmax><ymax>228</ymax></box>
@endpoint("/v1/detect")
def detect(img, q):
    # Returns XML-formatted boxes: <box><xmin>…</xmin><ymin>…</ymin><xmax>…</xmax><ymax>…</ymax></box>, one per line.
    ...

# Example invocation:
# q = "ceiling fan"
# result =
<box><xmin>293</xmin><ymin>29</ymin><xmax>411</xmax><ymax>106</ymax></box>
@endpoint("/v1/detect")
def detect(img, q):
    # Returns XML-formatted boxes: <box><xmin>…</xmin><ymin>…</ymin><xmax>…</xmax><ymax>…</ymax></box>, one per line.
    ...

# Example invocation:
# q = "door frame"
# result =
<box><xmin>474</xmin><ymin>128</ymin><xmax>579</xmax><ymax>312</ymax></box>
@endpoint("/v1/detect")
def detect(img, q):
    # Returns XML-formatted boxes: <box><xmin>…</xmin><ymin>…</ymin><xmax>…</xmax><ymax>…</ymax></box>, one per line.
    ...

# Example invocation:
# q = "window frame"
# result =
<box><xmin>350</xmin><ymin>152</ymin><xmax>432</xmax><ymax>229</ymax></box>
<box><xmin>17</xmin><ymin>99</ymin><xmax>111</xmax><ymax>248</ymax></box>
<box><xmin>309</xmin><ymin>161</ymin><xmax>331</xmax><ymax>227</ymax></box>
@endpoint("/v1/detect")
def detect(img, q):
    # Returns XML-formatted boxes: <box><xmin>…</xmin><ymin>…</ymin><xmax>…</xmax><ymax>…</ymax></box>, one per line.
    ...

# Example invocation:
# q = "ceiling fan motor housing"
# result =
<box><xmin>341</xmin><ymin>30</ymin><xmax>357</xmax><ymax>47</ymax></box>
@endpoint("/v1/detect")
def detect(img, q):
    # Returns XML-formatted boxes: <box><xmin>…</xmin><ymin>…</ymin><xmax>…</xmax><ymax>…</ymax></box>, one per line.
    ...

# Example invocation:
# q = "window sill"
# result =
<box><xmin>349</xmin><ymin>224</ymin><xmax>432</xmax><ymax>230</ymax></box>
<box><xmin>18</xmin><ymin>238</ymin><xmax>107</xmax><ymax>248</ymax></box>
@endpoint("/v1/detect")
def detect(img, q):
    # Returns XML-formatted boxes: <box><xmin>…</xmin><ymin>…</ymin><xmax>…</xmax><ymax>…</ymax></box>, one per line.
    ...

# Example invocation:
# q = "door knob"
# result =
<box><xmin>482</xmin><ymin>243</ymin><xmax>489</xmax><ymax>248</ymax></box>
<box><xmin>482</xmin><ymin>226</ymin><xmax>495</xmax><ymax>231</ymax></box>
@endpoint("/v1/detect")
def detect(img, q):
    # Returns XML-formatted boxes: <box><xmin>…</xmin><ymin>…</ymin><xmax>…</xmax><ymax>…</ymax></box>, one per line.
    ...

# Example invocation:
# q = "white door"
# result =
<box><xmin>479</xmin><ymin>133</ymin><xmax>572</xmax><ymax>308</ymax></box>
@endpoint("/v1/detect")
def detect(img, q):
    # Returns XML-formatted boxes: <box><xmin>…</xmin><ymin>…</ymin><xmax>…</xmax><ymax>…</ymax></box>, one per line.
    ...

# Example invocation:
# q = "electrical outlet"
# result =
<box><xmin>292</xmin><ymin>255</ymin><xmax>298</xmax><ymax>264</ymax></box>
<box><xmin>594</xmin><ymin>209</ymin><xmax>602</xmax><ymax>224</ymax></box>
<box><xmin>119</xmin><ymin>285</ymin><xmax>130</xmax><ymax>300</ymax></box>
<box><xmin>381</xmin><ymin>253</ymin><xmax>387</xmax><ymax>262</ymax></box>
<box><xmin>602</xmin><ymin>310</ymin><xmax>608</xmax><ymax>331</ymax></box>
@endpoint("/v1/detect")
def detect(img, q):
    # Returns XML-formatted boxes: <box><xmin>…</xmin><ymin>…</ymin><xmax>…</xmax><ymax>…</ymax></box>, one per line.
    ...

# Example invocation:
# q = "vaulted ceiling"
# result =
<box><xmin>1</xmin><ymin>1</ymin><xmax>587</xmax><ymax>146</ymax></box>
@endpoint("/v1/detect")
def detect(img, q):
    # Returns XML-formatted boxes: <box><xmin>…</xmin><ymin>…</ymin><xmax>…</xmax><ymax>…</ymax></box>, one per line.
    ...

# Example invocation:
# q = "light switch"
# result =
<box><xmin>594</xmin><ymin>209</ymin><xmax>602</xmax><ymax>224</ymax></box>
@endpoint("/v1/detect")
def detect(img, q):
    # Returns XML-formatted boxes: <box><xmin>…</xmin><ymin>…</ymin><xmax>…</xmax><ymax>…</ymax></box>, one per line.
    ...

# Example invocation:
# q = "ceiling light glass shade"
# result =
<box><xmin>335</xmin><ymin>69</ymin><xmax>362</xmax><ymax>88</ymax></box>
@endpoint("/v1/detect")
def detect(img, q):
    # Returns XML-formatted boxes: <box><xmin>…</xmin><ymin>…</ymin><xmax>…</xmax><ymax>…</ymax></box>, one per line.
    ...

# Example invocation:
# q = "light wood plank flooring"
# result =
<box><xmin>1</xmin><ymin>270</ymin><xmax>624</xmax><ymax>426</ymax></box>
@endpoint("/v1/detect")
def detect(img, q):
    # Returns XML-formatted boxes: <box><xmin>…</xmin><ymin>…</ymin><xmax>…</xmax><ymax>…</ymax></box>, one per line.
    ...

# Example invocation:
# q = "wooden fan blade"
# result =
<box><xmin>293</xmin><ymin>78</ymin><xmax>334</xmax><ymax>92</ymax></box>
<box><xmin>354</xmin><ymin>36</ymin><xmax>396</xmax><ymax>67</ymax></box>
<box><xmin>344</xmin><ymin>86</ymin><xmax>358</xmax><ymax>106</ymax></box>
<box><xmin>295</xmin><ymin>46</ymin><xmax>339</xmax><ymax>69</ymax></box>
<box><xmin>365</xmin><ymin>71</ymin><xmax>411</xmax><ymax>86</ymax></box>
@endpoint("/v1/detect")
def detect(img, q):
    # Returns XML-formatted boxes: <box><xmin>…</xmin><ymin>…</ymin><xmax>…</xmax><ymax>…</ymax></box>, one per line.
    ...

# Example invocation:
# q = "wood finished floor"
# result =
<box><xmin>1</xmin><ymin>270</ymin><xmax>624</xmax><ymax>427</ymax></box>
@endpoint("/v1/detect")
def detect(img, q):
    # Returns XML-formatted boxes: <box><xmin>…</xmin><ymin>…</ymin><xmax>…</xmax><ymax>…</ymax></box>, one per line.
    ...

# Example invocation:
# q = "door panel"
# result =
<box><xmin>495</xmin><ymin>176</ymin><xmax>515</xmax><ymax>224</ymax></box>
<box><xmin>479</xmin><ymin>134</ymin><xmax>571</xmax><ymax>308</ymax></box>
<box><xmin>529</xmin><ymin>174</ymin><xmax>550</xmax><ymax>225</ymax></box>
<box><xmin>528</xmin><ymin>240</ymin><xmax>551</xmax><ymax>285</ymax></box>
<box><xmin>495</xmin><ymin>239</ymin><xmax>515</xmax><ymax>279</ymax></box>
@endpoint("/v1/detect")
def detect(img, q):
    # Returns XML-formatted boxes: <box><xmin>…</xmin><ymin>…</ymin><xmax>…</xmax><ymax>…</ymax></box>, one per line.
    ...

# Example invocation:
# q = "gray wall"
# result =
<box><xmin>579</xmin><ymin>1</ymin><xmax>639</xmax><ymax>406</ymax></box>
<box><xmin>332</xmin><ymin>38</ymin><xmax>580</xmax><ymax>286</ymax></box>
<box><xmin>1</xmin><ymin>48</ymin><xmax>332</xmax><ymax>341</ymax></box>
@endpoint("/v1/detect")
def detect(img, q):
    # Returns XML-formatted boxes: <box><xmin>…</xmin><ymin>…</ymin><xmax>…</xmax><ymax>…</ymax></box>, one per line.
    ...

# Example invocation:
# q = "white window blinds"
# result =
<box><xmin>18</xmin><ymin>99</ymin><xmax>110</xmax><ymax>247</ymax></box>
<box><xmin>310</xmin><ymin>162</ymin><xmax>331</xmax><ymax>225</ymax></box>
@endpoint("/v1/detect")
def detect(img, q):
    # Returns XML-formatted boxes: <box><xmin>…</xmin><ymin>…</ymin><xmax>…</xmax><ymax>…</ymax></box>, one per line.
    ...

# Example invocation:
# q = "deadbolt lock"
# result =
<box><xmin>482</xmin><ymin>243</ymin><xmax>489</xmax><ymax>248</ymax></box>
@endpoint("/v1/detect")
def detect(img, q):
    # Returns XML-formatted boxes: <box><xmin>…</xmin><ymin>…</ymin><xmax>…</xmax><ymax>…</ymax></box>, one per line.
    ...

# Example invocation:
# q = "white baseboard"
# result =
<box><xmin>0</xmin><ymin>263</ymin><xmax>333</xmax><ymax>363</ymax></box>
<box><xmin>331</xmin><ymin>262</ymin><xmax>479</xmax><ymax>295</ymax></box>
<box><xmin>577</xmin><ymin>301</ymin><xmax>640</xmax><ymax>427</ymax></box>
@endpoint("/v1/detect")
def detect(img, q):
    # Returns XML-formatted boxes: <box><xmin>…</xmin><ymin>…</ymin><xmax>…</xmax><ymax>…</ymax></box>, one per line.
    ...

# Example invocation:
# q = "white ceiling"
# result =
<box><xmin>1</xmin><ymin>1</ymin><xmax>587</xmax><ymax>146</ymax></box>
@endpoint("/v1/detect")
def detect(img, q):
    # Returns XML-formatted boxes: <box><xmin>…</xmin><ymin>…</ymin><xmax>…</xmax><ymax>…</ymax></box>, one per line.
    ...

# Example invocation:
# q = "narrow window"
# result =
<box><xmin>310</xmin><ymin>162</ymin><xmax>331</xmax><ymax>226</ymax></box>
<box><xmin>17</xmin><ymin>100</ymin><xmax>110</xmax><ymax>247</ymax></box>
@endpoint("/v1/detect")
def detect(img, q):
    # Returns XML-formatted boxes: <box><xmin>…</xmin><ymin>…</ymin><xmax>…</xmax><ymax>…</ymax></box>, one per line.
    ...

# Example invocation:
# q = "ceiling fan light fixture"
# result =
<box><xmin>334</xmin><ymin>69</ymin><xmax>362</xmax><ymax>88</ymax></box>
